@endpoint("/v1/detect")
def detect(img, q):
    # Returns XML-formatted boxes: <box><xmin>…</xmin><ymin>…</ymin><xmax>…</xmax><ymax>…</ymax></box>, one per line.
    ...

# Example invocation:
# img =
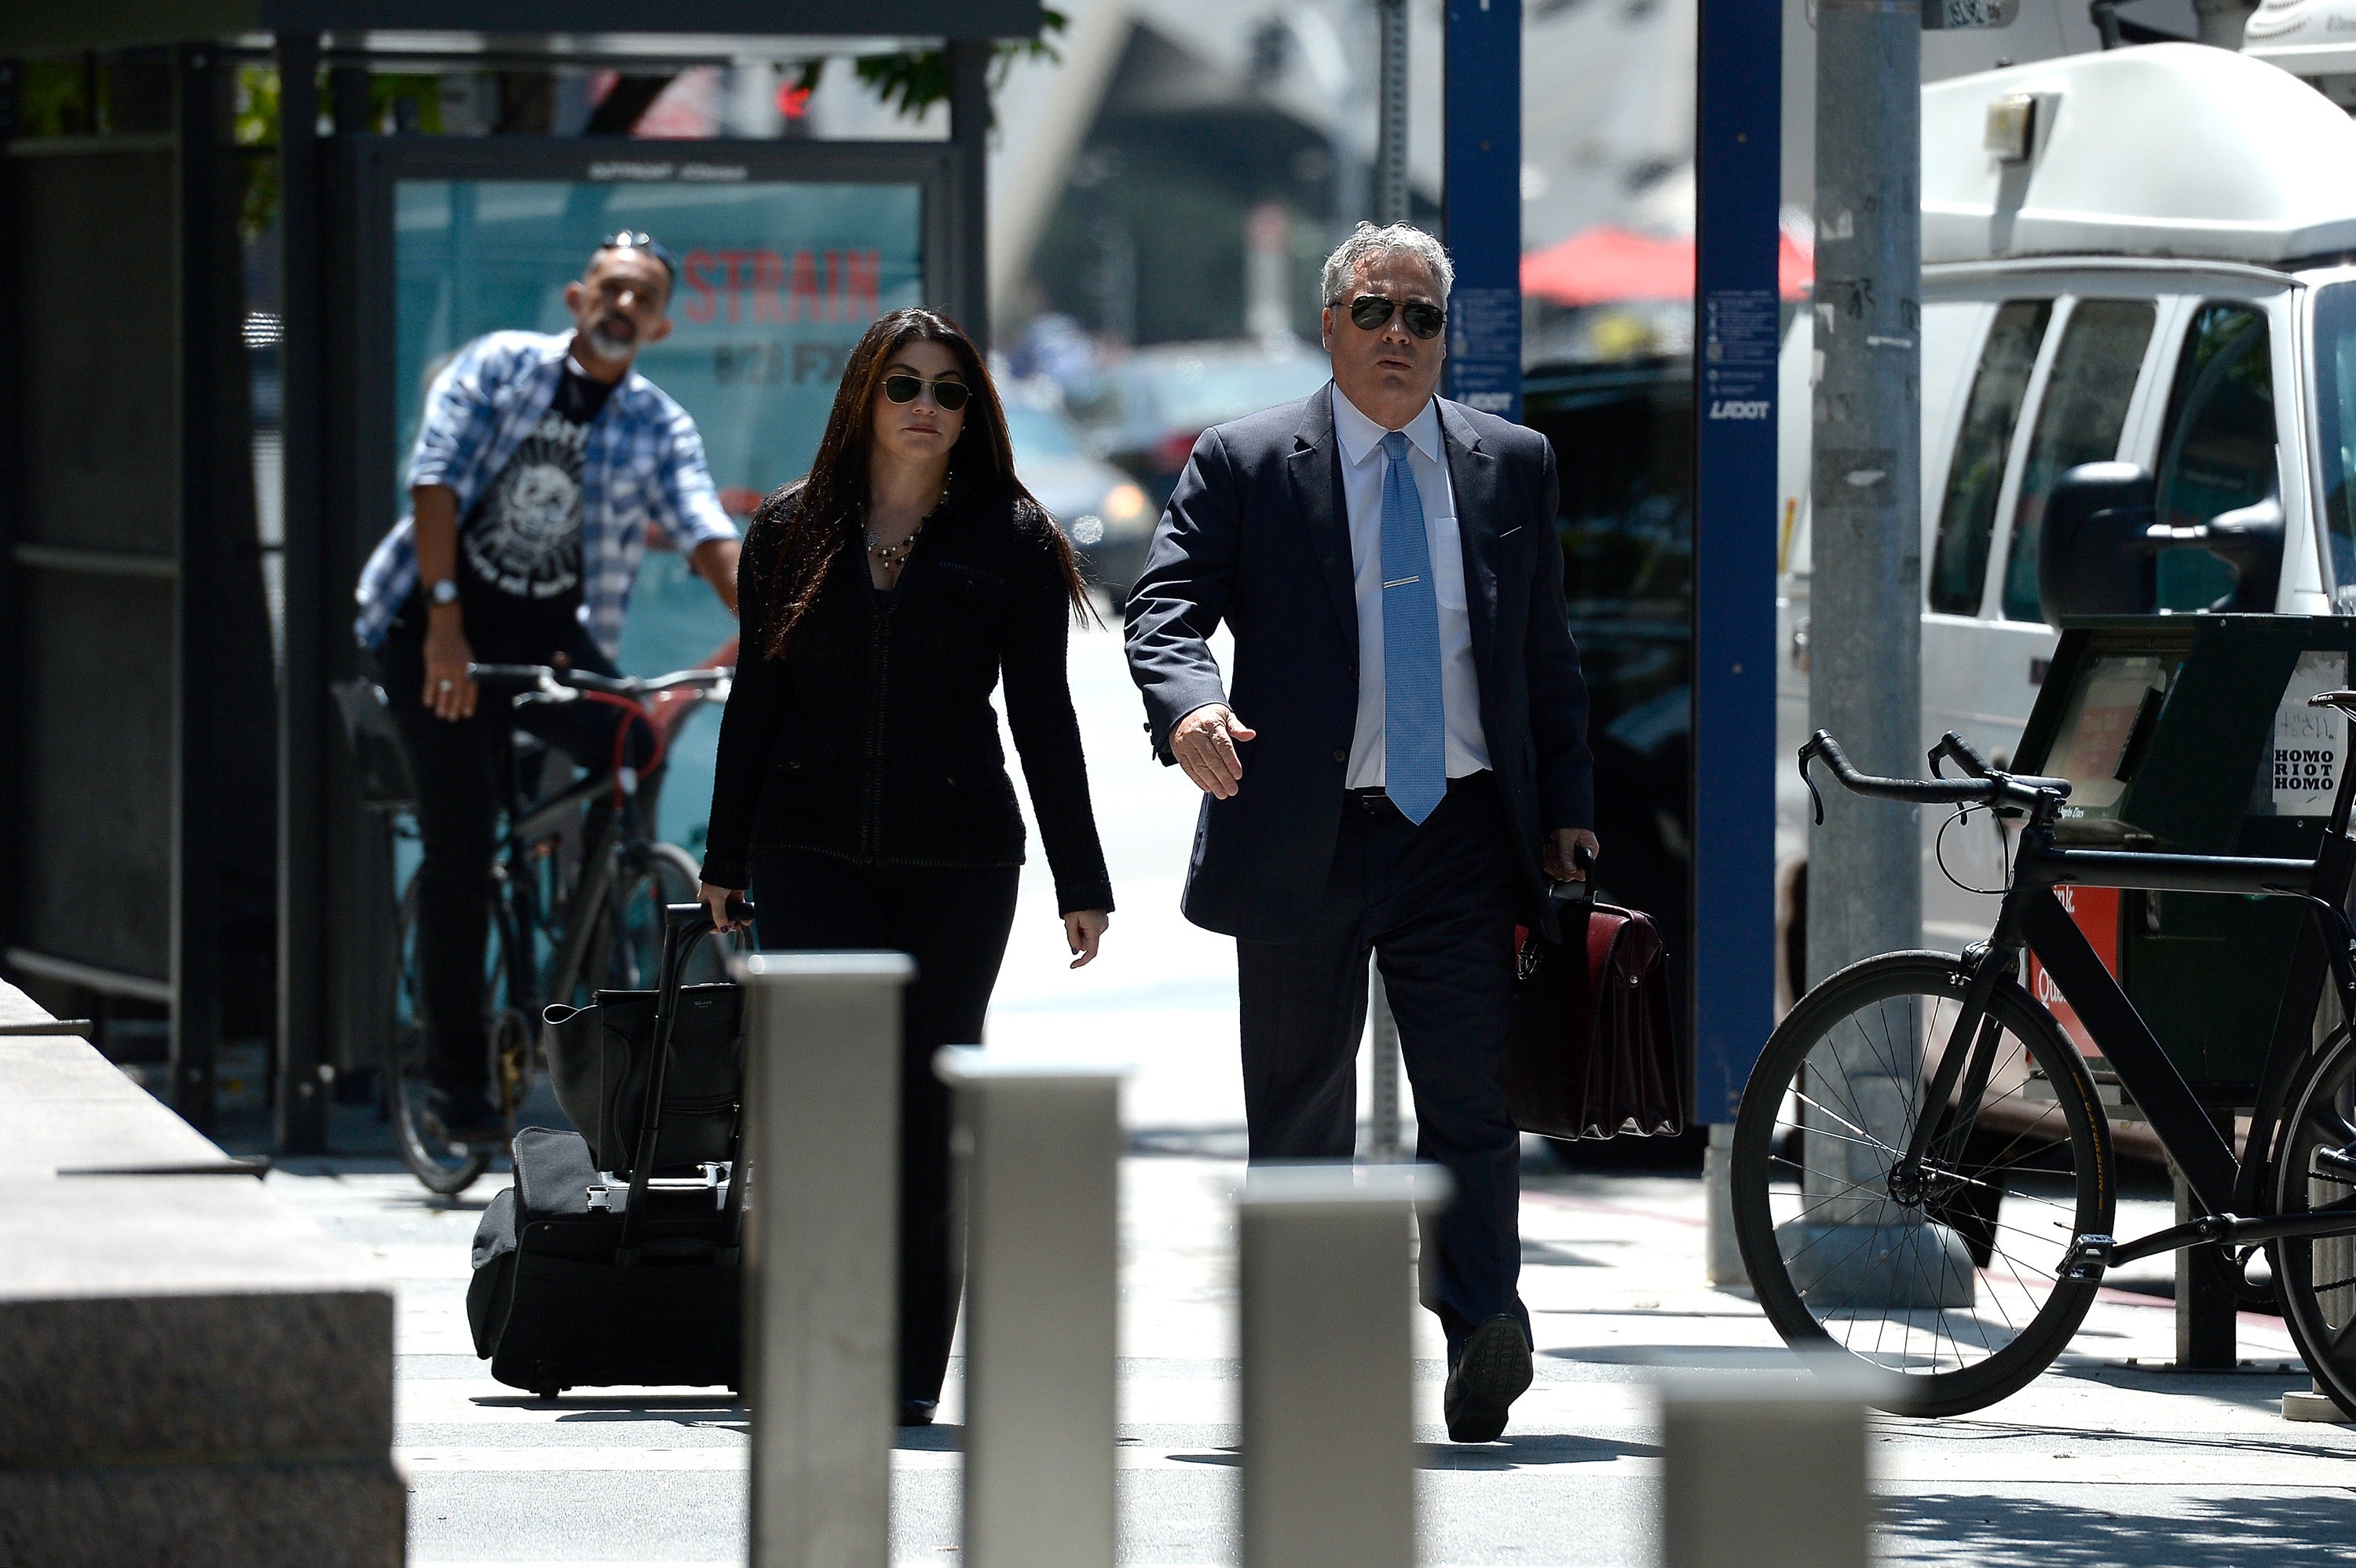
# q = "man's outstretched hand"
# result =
<box><xmin>1546</xmin><ymin>829</ymin><xmax>1601</xmax><ymax>884</ymax></box>
<box><xmin>1171</xmin><ymin>703</ymin><xmax>1257</xmax><ymax>799</ymax></box>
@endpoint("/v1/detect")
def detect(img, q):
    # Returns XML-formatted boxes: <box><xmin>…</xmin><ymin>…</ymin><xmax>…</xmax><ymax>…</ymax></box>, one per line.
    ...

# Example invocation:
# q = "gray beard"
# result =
<box><xmin>588</xmin><ymin>320</ymin><xmax>638</xmax><ymax>363</ymax></box>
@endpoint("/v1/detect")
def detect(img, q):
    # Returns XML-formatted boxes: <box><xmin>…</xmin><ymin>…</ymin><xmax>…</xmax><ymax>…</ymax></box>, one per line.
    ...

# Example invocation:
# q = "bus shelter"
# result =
<box><xmin>0</xmin><ymin>3</ymin><xmax>1037</xmax><ymax>1150</ymax></box>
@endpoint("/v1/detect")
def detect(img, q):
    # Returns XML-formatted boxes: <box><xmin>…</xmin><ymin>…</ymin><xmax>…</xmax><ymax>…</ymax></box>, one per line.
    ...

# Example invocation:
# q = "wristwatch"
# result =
<box><xmin>427</xmin><ymin>577</ymin><xmax>460</xmax><ymax>607</ymax></box>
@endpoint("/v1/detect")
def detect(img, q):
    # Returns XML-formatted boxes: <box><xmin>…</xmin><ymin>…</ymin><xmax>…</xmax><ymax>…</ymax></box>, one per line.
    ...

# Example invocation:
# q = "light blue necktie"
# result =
<box><xmin>1379</xmin><ymin>430</ymin><xmax>1446</xmax><ymax>825</ymax></box>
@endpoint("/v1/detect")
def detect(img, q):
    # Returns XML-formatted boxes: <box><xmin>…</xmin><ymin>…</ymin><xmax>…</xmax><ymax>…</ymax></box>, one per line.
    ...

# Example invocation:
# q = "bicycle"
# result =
<box><xmin>338</xmin><ymin>656</ymin><xmax>732</xmax><ymax>1194</ymax></box>
<box><xmin>1731</xmin><ymin>705</ymin><xmax>2356</xmax><ymax>1416</ymax></box>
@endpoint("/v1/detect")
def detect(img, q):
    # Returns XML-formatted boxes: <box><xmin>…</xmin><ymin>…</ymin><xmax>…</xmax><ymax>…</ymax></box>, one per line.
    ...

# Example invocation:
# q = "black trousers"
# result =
<box><xmin>1236</xmin><ymin>772</ymin><xmax>1527</xmax><ymax>1354</ymax></box>
<box><xmin>748</xmin><ymin>847</ymin><xmax>1022</xmax><ymax>1405</ymax></box>
<box><xmin>379</xmin><ymin>620</ymin><xmax>638</xmax><ymax>1092</ymax></box>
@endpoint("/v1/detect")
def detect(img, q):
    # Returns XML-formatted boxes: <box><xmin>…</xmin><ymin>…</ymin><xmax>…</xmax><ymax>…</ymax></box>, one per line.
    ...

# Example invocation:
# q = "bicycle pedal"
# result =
<box><xmin>2060</xmin><ymin>1233</ymin><xmax>2115</xmax><ymax>1281</ymax></box>
<box><xmin>2317</xmin><ymin>1145</ymin><xmax>2356</xmax><ymax>1183</ymax></box>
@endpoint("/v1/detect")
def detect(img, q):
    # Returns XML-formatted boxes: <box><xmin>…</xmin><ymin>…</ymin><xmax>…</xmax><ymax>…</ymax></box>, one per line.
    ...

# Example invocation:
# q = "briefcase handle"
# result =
<box><xmin>1546</xmin><ymin>841</ymin><xmax>1599</xmax><ymax>911</ymax></box>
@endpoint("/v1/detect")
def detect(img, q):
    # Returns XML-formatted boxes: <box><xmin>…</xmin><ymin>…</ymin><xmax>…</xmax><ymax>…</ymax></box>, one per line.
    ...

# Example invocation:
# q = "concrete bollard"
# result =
<box><xmin>1656</xmin><ymin>1365</ymin><xmax>1886</xmax><ymax>1568</ymax></box>
<box><xmin>935</xmin><ymin>1050</ymin><xmax>1128</xmax><ymax>1568</ymax></box>
<box><xmin>1236</xmin><ymin>1162</ymin><xmax>1451</xmax><ymax>1568</ymax></box>
<box><xmin>734</xmin><ymin>951</ymin><xmax>916</xmax><ymax>1568</ymax></box>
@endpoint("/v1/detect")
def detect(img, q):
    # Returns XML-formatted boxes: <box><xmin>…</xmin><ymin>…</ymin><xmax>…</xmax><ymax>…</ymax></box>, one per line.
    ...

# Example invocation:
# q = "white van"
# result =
<box><xmin>1775</xmin><ymin>42</ymin><xmax>2356</xmax><ymax>1000</ymax></box>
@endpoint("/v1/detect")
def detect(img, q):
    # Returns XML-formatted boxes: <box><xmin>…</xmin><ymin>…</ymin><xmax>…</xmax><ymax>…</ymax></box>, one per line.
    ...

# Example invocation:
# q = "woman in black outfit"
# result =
<box><xmin>697</xmin><ymin>307</ymin><xmax>1113</xmax><ymax>1426</ymax></box>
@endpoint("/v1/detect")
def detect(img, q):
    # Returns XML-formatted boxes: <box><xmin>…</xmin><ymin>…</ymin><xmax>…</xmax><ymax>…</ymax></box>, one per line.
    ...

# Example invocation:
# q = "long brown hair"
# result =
<box><xmin>750</xmin><ymin>307</ymin><xmax>1092</xmax><ymax>656</ymax></box>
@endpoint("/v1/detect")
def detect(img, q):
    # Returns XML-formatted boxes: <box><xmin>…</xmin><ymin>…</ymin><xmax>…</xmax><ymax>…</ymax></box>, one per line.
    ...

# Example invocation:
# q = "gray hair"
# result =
<box><xmin>1320</xmin><ymin>221</ymin><xmax>1454</xmax><ymax>305</ymax></box>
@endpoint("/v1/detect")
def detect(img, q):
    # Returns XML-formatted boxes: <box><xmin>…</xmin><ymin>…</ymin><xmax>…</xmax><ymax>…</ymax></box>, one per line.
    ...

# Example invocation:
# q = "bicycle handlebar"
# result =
<box><xmin>1798</xmin><ymin>729</ymin><xmax>2072</xmax><ymax>825</ymax></box>
<box><xmin>466</xmin><ymin>663</ymin><xmax>730</xmax><ymax>702</ymax></box>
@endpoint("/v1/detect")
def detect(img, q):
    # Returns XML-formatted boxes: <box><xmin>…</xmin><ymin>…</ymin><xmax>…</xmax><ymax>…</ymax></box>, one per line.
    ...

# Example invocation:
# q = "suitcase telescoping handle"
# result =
<box><xmin>616</xmin><ymin>901</ymin><xmax>751</xmax><ymax>1261</ymax></box>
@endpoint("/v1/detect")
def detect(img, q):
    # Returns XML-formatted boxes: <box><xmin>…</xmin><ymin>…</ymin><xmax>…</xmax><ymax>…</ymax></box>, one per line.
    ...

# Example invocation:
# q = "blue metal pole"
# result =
<box><xmin>1690</xmin><ymin>0</ymin><xmax>1781</xmax><ymax>1122</ymax></box>
<box><xmin>1442</xmin><ymin>0</ymin><xmax>1520</xmax><ymax>422</ymax></box>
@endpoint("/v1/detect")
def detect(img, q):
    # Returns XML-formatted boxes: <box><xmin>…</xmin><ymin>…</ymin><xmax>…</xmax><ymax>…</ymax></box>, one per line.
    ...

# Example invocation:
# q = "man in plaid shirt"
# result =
<box><xmin>355</xmin><ymin>232</ymin><xmax>741</xmax><ymax>1143</ymax></box>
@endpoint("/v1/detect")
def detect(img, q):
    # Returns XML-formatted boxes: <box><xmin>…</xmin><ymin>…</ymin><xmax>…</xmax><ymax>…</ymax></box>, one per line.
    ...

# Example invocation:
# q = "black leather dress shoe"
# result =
<box><xmin>900</xmin><ymin>1398</ymin><xmax>938</xmax><ymax>1427</ymax></box>
<box><xmin>1444</xmin><ymin>1315</ymin><xmax>1532</xmax><ymax>1444</ymax></box>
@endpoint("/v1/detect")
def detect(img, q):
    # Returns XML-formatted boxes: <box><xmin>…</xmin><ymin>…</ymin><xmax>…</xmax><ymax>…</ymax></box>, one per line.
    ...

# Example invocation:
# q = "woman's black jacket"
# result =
<box><xmin>699</xmin><ymin>481</ymin><xmax>1114</xmax><ymax>916</ymax></box>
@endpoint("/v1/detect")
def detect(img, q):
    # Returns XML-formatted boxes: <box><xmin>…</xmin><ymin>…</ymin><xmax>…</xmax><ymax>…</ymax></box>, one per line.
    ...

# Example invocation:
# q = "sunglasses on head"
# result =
<box><xmin>882</xmin><ymin>372</ymin><xmax>971</xmax><ymax>411</ymax></box>
<box><xmin>1345</xmin><ymin>294</ymin><xmax>1447</xmax><ymax>339</ymax></box>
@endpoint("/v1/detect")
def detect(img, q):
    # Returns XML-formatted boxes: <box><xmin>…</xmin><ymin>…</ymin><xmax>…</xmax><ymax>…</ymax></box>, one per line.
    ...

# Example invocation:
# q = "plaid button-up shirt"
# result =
<box><xmin>353</xmin><ymin>331</ymin><xmax>739</xmax><ymax>658</ymax></box>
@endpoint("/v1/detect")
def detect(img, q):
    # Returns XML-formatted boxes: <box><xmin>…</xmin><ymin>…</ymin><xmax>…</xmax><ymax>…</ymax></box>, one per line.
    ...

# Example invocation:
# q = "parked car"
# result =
<box><xmin>1776</xmin><ymin>43</ymin><xmax>2356</xmax><ymax>1007</ymax></box>
<box><xmin>1064</xmin><ymin>338</ymin><xmax>1335</xmax><ymax>509</ymax></box>
<box><xmin>1002</xmin><ymin>392</ymin><xmax>1154</xmax><ymax>599</ymax></box>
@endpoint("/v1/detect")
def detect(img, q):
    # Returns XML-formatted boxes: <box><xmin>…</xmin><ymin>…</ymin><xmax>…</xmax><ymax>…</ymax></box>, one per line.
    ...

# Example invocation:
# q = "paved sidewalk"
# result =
<box><xmin>262</xmin><ymin>1142</ymin><xmax>2356</xmax><ymax>1567</ymax></box>
<box><xmin>241</xmin><ymin>627</ymin><xmax>2356</xmax><ymax>1563</ymax></box>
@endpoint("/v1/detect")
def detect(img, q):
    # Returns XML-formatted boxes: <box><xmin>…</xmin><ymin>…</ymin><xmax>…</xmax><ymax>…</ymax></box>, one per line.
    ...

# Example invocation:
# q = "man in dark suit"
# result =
<box><xmin>1125</xmin><ymin>222</ymin><xmax>1597</xmax><ymax>1443</ymax></box>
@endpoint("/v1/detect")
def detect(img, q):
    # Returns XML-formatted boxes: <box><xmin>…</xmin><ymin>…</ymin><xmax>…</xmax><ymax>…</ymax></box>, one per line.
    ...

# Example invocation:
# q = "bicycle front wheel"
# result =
<box><xmin>2268</xmin><ymin>1017</ymin><xmax>2356</xmax><ymax>1419</ymax></box>
<box><xmin>1731</xmin><ymin>952</ymin><xmax>2115</xmax><ymax>1416</ymax></box>
<box><xmin>389</xmin><ymin>877</ymin><xmax>499</xmax><ymax>1196</ymax></box>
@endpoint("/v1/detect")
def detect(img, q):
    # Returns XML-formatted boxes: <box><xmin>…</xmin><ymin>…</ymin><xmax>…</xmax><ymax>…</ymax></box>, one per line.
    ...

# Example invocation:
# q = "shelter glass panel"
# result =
<box><xmin>395</xmin><ymin>178</ymin><xmax>924</xmax><ymax>514</ymax></box>
<box><xmin>2000</xmin><ymin>298</ymin><xmax>2156</xmax><ymax>623</ymax></box>
<box><xmin>393</xmin><ymin>176</ymin><xmax>923</xmax><ymax>853</ymax></box>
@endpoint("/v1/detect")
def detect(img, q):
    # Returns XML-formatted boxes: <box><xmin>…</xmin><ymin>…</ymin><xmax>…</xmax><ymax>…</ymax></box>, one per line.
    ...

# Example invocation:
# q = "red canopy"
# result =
<box><xmin>1520</xmin><ymin>225</ymin><xmax>1813</xmax><ymax>306</ymax></box>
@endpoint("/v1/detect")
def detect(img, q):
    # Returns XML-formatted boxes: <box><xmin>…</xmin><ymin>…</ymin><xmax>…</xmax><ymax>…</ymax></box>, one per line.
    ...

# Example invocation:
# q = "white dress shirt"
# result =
<box><xmin>1331</xmin><ymin>387</ymin><xmax>1491</xmax><ymax>790</ymax></box>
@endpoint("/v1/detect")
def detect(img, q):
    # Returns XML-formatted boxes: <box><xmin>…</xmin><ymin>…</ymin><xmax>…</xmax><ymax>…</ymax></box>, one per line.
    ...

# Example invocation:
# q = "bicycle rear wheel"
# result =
<box><xmin>1731</xmin><ymin>952</ymin><xmax>2115</xmax><ymax>1416</ymax></box>
<box><xmin>2268</xmin><ymin>1020</ymin><xmax>2356</xmax><ymax>1418</ymax></box>
<box><xmin>388</xmin><ymin>878</ymin><xmax>505</xmax><ymax>1195</ymax></box>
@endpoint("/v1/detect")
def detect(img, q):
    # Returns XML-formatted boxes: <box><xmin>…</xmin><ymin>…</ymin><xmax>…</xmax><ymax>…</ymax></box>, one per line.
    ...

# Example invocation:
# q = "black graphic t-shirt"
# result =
<box><xmin>455</xmin><ymin>364</ymin><xmax>617</xmax><ymax>629</ymax></box>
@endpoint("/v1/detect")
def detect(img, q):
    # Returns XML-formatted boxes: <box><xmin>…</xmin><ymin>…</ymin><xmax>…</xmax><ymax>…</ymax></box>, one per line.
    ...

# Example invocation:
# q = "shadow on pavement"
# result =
<box><xmin>1420</xmin><ymin>1432</ymin><xmax>1658</xmax><ymax>1469</ymax></box>
<box><xmin>1892</xmin><ymin>1416</ymin><xmax>2355</xmax><ymax>1468</ymax></box>
<box><xmin>1164</xmin><ymin>1433</ymin><xmax>1655</xmax><ymax>1470</ymax></box>
<box><xmin>1882</xmin><ymin>1493</ymin><xmax>2356</xmax><ymax>1565</ymax></box>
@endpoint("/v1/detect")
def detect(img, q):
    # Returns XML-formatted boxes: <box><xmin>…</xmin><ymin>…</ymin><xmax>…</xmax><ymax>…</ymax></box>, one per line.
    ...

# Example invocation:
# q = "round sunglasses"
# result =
<box><xmin>882</xmin><ymin>372</ymin><xmax>971</xmax><ymax>411</ymax></box>
<box><xmin>1344</xmin><ymin>293</ymin><xmax>1447</xmax><ymax>340</ymax></box>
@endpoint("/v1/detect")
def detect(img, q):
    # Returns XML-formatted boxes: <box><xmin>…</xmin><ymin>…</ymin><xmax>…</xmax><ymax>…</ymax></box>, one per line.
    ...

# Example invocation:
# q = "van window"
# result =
<box><xmin>2153</xmin><ymin>303</ymin><xmax>2274</xmax><ymax>612</ymax></box>
<box><xmin>2000</xmin><ymin>299</ymin><xmax>2157</xmax><ymax>623</ymax></box>
<box><xmin>1930</xmin><ymin>301</ymin><xmax>2050</xmax><ymax>615</ymax></box>
<box><xmin>2315</xmin><ymin>283</ymin><xmax>2356</xmax><ymax>599</ymax></box>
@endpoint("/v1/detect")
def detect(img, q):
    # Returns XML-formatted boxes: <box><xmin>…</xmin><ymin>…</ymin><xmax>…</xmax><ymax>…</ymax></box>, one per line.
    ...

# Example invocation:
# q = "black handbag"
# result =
<box><xmin>542</xmin><ymin>912</ymin><xmax>748</xmax><ymax>1174</ymax></box>
<box><xmin>1503</xmin><ymin>880</ymin><xmax>1685</xmax><ymax>1141</ymax></box>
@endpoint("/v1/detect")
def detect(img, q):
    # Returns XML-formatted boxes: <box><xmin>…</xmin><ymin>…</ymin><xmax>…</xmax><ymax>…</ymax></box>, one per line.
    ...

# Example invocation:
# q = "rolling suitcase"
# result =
<box><xmin>466</xmin><ymin>903</ymin><xmax>749</xmax><ymax>1398</ymax></box>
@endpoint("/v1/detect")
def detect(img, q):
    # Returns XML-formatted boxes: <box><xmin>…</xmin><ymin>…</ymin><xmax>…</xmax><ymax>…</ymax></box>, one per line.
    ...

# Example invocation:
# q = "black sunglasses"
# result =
<box><xmin>882</xmin><ymin>372</ymin><xmax>971</xmax><ymax>411</ymax></box>
<box><xmin>1345</xmin><ymin>293</ymin><xmax>1447</xmax><ymax>339</ymax></box>
<box><xmin>595</xmin><ymin>229</ymin><xmax>677</xmax><ymax>282</ymax></box>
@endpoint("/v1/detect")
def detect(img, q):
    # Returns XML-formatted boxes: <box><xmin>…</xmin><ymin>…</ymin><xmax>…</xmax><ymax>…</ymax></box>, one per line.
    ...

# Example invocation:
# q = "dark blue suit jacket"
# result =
<box><xmin>1123</xmin><ymin>383</ymin><xmax>1595</xmax><ymax>944</ymax></box>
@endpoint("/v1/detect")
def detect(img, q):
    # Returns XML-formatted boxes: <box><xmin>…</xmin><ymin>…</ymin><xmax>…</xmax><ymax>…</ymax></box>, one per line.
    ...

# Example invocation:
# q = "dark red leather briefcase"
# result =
<box><xmin>1503</xmin><ymin>888</ymin><xmax>1685</xmax><ymax>1140</ymax></box>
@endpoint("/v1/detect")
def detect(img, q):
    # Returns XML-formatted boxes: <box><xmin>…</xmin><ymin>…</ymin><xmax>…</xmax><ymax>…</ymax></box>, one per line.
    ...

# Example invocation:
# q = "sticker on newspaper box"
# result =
<box><xmin>2270</xmin><ymin>650</ymin><xmax>2349</xmax><ymax>816</ymax></box>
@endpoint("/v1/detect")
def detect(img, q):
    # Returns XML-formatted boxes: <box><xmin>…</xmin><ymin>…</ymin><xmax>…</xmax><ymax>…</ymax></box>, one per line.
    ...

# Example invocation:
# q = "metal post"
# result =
<box><xmin>1374</xmin><ymin>0</ymin><xmax>1408</xmax><ymax>226</ymax></box>
<box><xmin>173</xmin><ymin>41</ymin><xmax>229</xmax><ymax>1134</ymax></box>
<box><xmin>275</xmin><ymin>31</ymin><xmax>327</xmax><ymax>1153</ymax></box>
<box><xmin>935</xmin><ymin>1051</ymin><xmax>1125</xmax><ymax>1568</ymax></box>
<box><xmin>1798</xmin><ymin>0</ymin><xmax>1941</xmax><ymax>1307</ymax></box>
<box><xmin>1692</xmin><ymin>0</ymin><xmax>1783</xmax><ymax>1275</ymax></box>
<box><xmin>735</xmin><ymin>951</ymin><xmax>915</xmax><ymax>1568</ymax></box>
<box><xmin>1440</xmin><ymin>0</ymin><xmax>1524</xmax><ymax>421</ymax></box>
<box><xmin>1807</xmin><ymin>5</ymin><xmax>1922</xmax><ymax>982</ymax></box>
<box><xmin>946</xmin><ymin>39</ymin><xmax>991</xmax><ymax>350</ymax></box>
<box><xmin>1237</xmin><ymin>1163</ymin><xmax>1448</xmax><ymax>1568</ymax></box>
<box><xmin>2175</xmin><ymin>1166</ymin><xmax>2237</xmax><ymax>1369</ymax></box>
<box><xmin>1703</xmin><ymin>1123</ymin><xmax>1747</xmax><ymax>1286</ymax></box>
<box><xmin>1658</xmin><ymin>1368</ymin><xmax>1879</xmax><ymax>1568</ymax></box>
<box><xmin>1367</xmin><ymin>972</ymin><xmax>1403</xmax><ymax>1160</ymax></box>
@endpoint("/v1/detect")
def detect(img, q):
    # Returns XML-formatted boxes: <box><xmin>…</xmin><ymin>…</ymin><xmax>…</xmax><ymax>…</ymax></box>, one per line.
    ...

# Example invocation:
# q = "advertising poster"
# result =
<box><xmin>393</xmin><ymin>177</ymin><xmax>924</xmax><ymax>851</ymax></box>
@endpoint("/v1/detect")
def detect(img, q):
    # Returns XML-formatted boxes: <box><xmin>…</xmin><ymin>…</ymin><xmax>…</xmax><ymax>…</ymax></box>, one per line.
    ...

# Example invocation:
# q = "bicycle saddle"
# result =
<box><xmin>2307</xmin><ymin>690</ymin><xmax>2356</xmax><ymax>716</ymax></box>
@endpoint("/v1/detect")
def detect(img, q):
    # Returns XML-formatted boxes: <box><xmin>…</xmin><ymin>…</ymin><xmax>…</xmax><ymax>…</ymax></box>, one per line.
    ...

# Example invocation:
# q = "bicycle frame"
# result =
<box><xmin>1902</xmin><ymin>747</ymin><xmax>2356</xmax><ymax>1266</ymax></box>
